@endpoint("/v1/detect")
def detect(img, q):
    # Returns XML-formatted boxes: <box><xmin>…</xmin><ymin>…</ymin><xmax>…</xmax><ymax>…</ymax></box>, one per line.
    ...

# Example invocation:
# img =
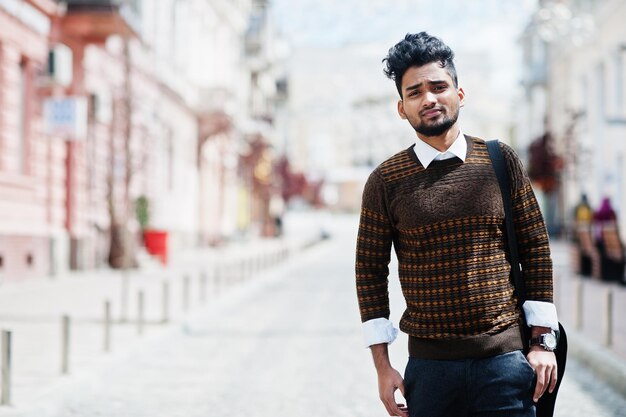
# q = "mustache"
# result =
<box><xmin>420</xmin><ymin>107</ymin><xmax>444</xmax><ymax>116</ymax></box>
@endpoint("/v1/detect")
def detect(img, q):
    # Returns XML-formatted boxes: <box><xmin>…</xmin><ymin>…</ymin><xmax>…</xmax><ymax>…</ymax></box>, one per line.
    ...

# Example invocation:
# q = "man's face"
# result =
<box><xmin>397</xmin><ymin>62</ymin><xmax>465</xmax><ymax>137</ymax></box>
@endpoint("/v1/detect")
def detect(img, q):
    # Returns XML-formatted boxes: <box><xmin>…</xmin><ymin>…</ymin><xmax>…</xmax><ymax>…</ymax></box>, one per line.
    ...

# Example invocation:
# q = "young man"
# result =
<box><xmin>355</xmin><ymin>32</ymin><xmax>558</xmax><ymax>417</ymax></box>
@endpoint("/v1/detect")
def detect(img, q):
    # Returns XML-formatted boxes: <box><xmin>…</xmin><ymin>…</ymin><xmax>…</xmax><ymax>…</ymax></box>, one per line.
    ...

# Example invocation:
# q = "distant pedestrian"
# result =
<box><xmin>574</xmin><ymin>194</ymin><xmax>593</xmax><ymax>225</ymax></box>
<box><xmin>572</xmin><ymin>194</ymin><xmax>594</xmax><ymax>276</ymax></box>
<box><xmin>593</xmin><ymin>197</ymin><xmax>616</xmax><ymax>233</ymax></box>
<box><xmin>269</xmin><ymin>194</ymin><xmax>285</xmax><ymax>237</ymax></box>
<box><xmin>593</xmin><ymin>197</ymin><xmax>625</xmax><ymax>282</ymax></box>
<box><xmin>356</xmin><ymin>32</ymin><xmax>559</xmax><ymax>417</ymax></box>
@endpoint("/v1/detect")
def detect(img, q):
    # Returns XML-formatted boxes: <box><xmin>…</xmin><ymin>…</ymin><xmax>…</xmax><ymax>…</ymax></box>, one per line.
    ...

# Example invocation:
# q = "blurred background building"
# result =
<box><xmin>1</xmin><ymin>0</ymin><xmax>626</xmax><ymax>280</ymax></box>
<box><xmin>518</xmin><ymin>0</ymin><xmax>626</xmax><ymax>237</ymax></box>
<box><xmin>0</xmin><ymin>0</ymin><xmax>63</xmax><ymax>281</ymax></box>
<box><xmin>275</xmin><ymin>0</ymin><xmax>537</xmax><ymax>214</ymax></box>
<box><xmin>0</xmin><ymin>0</ymin><xmax>300</xmax><ymax>281</ymax></box>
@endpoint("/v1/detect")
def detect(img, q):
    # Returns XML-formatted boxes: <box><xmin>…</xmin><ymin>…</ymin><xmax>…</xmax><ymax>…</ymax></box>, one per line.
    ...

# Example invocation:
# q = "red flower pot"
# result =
<box><xmin>143</xmin><ymin>229</ymin><xmax>168</xmax><ymax>265</ymax></box>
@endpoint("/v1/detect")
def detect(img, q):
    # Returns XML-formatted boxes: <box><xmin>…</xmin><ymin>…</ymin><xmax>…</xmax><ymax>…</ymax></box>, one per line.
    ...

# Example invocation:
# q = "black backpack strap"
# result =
<box><xmin>487</xmin><ymin>141</ymin><xmax>568</xmax><ymax>417</ymax></box>
<box><xmin>485</xmin><ymin>140</ymin><xmax>528</xmax><ymax>312</ymax></box>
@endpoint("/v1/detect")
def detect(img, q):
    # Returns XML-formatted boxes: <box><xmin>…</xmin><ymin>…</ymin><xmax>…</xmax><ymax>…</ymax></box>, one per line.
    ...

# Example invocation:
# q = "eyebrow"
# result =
<box><xmin>404</xmin><ymin>80</ymin><xmax>448</xmax><ymax>92</ymax></box>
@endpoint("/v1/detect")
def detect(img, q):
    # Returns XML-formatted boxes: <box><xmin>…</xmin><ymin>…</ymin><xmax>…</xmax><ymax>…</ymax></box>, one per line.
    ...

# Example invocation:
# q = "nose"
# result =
<box><xmin>422</xmin><ymin>91</ymin><xmax>437</xmax><ymax>107</ymax></box>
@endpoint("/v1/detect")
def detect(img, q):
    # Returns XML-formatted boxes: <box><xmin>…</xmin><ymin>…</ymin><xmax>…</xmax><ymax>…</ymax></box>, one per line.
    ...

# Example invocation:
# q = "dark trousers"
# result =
<box><xmin>404</xmin><ymin>350</ymin><xmax>536</xmax><ymax>417</ymax></box>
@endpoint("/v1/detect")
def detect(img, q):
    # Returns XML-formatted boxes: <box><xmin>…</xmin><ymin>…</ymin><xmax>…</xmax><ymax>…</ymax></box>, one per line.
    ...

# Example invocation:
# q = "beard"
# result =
<box><xmin>409</xmin><ymin>107</ymin><xmax>459</xmax><ymax>137</ymax></box>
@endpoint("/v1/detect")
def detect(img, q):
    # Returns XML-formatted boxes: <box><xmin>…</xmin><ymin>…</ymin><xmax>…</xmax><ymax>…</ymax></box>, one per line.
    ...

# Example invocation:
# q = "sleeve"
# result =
<box><xmin>499</xmin><ymin>143</ymin><xmax>555</xmax><ymax>307</ymax></box>
<box><xmin>523</xmin><ymin>301</ymin><xmax>558</xmax><ymax>330</ymax></box>
<box><xmin>355</xmin><ymin>170</ymin><xmax>395</xmax><ymax>325</ymax></box>
<box><xmin>362</xmin><ymin>317</ymin><xmax>398</xmax><ymax>347</ymax></box>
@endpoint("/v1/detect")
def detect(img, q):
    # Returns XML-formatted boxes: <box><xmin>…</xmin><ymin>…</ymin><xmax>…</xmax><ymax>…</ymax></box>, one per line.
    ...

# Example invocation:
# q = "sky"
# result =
<box><xmin>268</xmin><ymin>0</ymin><xmax>542</xmax><ymax>173</ymax></box>
<box><xmin>270</xmin><ymin>0</ymin><xmax>539</xmax><ymax>96</ymax></box>
<box><xmin>270</xmin><ymin>0</ymin><xmax>537</xmax><ymax>48</ymax></box>
<box><xmin>269</xmin><ymin>0</ymin><xmax>540</xmax><ymax>106</ymax></box>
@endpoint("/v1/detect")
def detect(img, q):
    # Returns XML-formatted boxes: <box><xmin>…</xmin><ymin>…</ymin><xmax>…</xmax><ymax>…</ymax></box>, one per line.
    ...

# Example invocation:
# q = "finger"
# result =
<box><xmin>388</xmin><ymin>400</ymin><xmax>407</xmax><ymax>417</ymax></box>
<box><xmin>533</xmin><ymin>367</ymin><xmax>546</xmax><ymax>402</ymax></box>
<box><xmin>381</xmin><ymin>389</ymin><xmax>401</xmax><ymax>416</ymax></box>
<box><xmin>380</xmin><ymin>393</ymin><xmax>393</xmax><ymax>416</ymax></box>
<box><xmin>548</xmin><ymin>365</ymin><xmax>558</xmax><ymax>393</ymax></box>
<box><xmin>383</xmin><ymin>391</ymin><xmax>406</xmax><ymax>417</ymax></box>
<box><xmin>397</xmin><ymin>382</ymin><xmax>408</xmax><ymax>416</ymax></box>
<box><xmin>381</xmin><ymin>398</ymin><xmax>394</xmax><ymax>416</ymax></box>
<box><xmin>383</xmin><ymin>399</ymin><xmax>406</xmax><ymax>417</ymax></box>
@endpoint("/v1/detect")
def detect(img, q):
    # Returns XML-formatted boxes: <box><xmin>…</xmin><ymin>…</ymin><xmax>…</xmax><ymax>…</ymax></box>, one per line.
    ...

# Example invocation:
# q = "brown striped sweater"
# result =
<box><xmin>355</xmin><ymin>136</ymin><xmax>553</xmax><ymax>360</ymax></box>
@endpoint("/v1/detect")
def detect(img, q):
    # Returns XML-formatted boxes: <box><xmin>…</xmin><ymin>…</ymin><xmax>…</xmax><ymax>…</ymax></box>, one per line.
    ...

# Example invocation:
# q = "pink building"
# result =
<box><xmin>0</xmin><ymin>0</ymin><xmax>283</xmax><ymax>281</ymax></box>
<box><xmin>49</xmin><ymin>2</ymin><xmax>199</xmax><ymax>270</ymax></box>
<box><xmin>49</xmin><ymin>2</ymin><xmax>140</xmax><ymax>270</ymax></box>
<box><xmin>0</xmin><ymin>0</ymin><xmax>64</xmax><ymax>282</ymax></box>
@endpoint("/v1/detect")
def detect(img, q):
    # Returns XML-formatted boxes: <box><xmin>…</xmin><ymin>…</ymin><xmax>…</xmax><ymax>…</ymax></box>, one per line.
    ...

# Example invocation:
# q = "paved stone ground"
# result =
<box><xmin>1</xmin><ymin>214</ymin><xmax>625</xmax><ymax>417</ymax></box>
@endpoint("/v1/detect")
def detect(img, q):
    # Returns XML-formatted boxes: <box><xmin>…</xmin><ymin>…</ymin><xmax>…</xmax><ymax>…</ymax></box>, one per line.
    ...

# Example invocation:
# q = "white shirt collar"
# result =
<box><xmin>413</xmin><ymin>130</ymin><xmax>467</xmax><ymax>169</ymax></box>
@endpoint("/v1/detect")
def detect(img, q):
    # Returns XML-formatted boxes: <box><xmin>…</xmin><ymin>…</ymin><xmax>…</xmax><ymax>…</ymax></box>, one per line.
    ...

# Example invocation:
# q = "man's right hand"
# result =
<box><xmin>370</xmin><ymin>343</ymin><xmax>409</xmax><ymax>417</ymax></box>
<box><xmin>377</xmin><ymin>367</ymin><xmax>409</xmax><ymax>417</ymax></box>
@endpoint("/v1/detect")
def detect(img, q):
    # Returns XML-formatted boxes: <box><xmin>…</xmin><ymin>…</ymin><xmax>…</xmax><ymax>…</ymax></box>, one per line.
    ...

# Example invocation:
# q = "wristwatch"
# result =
<box><xmin>530</xmin><ymin>330</ymin><xmax>558</xmax><ymax>351</ymax></box>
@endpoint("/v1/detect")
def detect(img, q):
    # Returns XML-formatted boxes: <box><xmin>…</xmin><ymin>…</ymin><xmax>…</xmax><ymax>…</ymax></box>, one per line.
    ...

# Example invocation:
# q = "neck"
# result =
<box><xmin>416</xmin><ymin>126</ymin><xmax>460</xmax><ymax>152</ymax></box>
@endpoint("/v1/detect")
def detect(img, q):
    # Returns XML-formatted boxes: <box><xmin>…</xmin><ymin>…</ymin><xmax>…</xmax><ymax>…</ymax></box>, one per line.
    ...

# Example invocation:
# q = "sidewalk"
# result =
<box><xmin>550</xmin><ymin>239</ymin><xmax>626</xmax><ymax>396</ymax></box>
<box><xmin>0</xmin><ymin>218</ymin><xmax>360</xmax><ymax>417</ymax></box>
<box><xmin>0</xmin><ymin>210</ymin><xmax>328</xmax><ymax>411</ymax></box>
<box><xmin>1</xmin><ymin>217</ymin><xmax>624</xmax><ymax>414</ymax></box>
<box><xmin>0</xmin><ymin>213</ymin><xmax>623</xmax><ymax>417</ymax></box>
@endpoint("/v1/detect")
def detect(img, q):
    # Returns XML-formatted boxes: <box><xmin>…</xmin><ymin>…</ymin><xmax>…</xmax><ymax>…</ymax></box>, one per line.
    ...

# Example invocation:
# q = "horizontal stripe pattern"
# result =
<box><xmin>356</xmin><ymin>136</ymin><xmax>553</xmax><ymax>350</ymax></box>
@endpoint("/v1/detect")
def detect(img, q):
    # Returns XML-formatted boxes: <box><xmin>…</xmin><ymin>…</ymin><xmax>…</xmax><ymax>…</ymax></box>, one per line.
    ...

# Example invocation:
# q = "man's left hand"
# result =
<box><xmin>526</xmin><ymin>346</ymin><xmax>557</xmax><ymax>402</ymax></box>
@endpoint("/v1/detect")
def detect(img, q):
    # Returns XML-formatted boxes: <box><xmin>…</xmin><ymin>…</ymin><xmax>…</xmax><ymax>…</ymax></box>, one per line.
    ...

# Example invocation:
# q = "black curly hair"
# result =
<box><xmin>383</xmin><ymin>32</ymin><xmax>458</xmax><ymax>98</ymax></box>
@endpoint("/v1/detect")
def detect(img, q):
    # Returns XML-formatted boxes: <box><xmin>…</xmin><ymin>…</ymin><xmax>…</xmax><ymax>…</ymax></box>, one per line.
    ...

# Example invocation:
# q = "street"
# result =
<box><xmin>2</xmin><ymin>214</ymin><xmax>626</xmax><ymax>417</ymax></box>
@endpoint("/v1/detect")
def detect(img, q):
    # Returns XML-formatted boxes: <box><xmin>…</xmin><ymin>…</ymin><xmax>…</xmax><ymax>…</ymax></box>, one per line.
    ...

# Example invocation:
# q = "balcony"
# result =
<box><xmin>56</xmin><ymin>0</ymin><xmax>140</xmax><ymax>42</ymax></box>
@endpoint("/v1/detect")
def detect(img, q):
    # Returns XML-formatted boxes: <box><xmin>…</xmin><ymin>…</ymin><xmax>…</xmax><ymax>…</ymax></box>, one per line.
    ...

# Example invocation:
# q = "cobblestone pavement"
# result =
<box><xmin>2</xmin><ymin>214</ymin><xmax>625</xmax><ymax>417</ymax></box>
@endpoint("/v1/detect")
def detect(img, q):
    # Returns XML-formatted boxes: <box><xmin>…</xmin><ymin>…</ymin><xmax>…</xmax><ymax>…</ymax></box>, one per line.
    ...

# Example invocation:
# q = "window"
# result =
<box><xmin>16</xmin><ymin>58</ymin><xmax>30</xmax><ymax>174</ymax></box>
<box><xmin>0</xmin><ymin>43</ymin><xmax>3</xmax><ymax>171</ymax></box>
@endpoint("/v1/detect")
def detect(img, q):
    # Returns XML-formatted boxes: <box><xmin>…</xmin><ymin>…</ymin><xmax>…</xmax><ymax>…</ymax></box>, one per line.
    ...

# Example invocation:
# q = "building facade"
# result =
<box><xmin>0</xmin><ymin>0</ymin><xmax>287</xmax><ymax>280</ymax></box>
<box><xmin>519</xmin><ymin>0</ymin><xmax>626</xmax><ymax>235</ymax></box>
<box><xmin>0</xmin><ymin>0</ymin><xmax>64</xmax><ymax>281</ymax></box>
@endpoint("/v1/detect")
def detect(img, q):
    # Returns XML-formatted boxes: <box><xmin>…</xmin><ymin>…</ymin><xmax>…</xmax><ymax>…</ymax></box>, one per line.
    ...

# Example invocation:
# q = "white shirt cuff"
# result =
<box><xmin>362</xmin><ymin>318</ymin><xmax>398</xmax><ymax>347</ymax></box>
<box><xmin>523</xmin><ymin>300</ymin><xmax>559</xmax><ymax>331</ymax></box>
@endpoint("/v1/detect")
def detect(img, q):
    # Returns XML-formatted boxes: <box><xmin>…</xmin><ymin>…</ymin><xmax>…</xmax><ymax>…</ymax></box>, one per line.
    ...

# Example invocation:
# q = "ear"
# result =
<box><xmin>457</xmin><ymin>87</ymin><xmax>465</xmax><ymax>107</ymax></box>
<box><xmin>397</xmin><ymin>100</ymin><xmax>407</xmax><ymax>119</ymax></box>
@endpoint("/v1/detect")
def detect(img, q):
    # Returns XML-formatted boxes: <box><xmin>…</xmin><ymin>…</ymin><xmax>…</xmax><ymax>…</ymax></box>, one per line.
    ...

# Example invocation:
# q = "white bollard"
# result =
<box><xmin>183</xmin><ymin>275</ymin><xmax>190</xmax><ymax>311</ymax></box>
<box><xmin>214</xmin><ymin>266</ymin><xmax>222</xmax><ymax>294</ymax></box>
<box><xmin>104</xmin><ymin>301</ymin><xmax>111</xmax><ymax>352</ymax></box>
<box><xmin>1</xmin><ymin>330</ymin><xmax>11</xmax><ymax>405</ymax></box>
<box><xmin>120</xmin><ymin>271</ymin><xmax>129</xmax><ymax>323</ymax></box>
<box><xmin>575</xmin><ymin>279</ymin><xmax>583</xmax><ymax>331</ymax></box>
<box><xmin>162</xmin><ymin>282</ymin><xmax>170</xmax><ymax>324</ymax></box>
<box><xmin>61</xmin><ymin>316</ymin><xmax>70</xmax><ymax>375</ymax></box>
<box><xmin>199</xmin><ymin>272</ymin><xmax>207</xmax><ymax>304</ymax></box>
<box><xmin>137</xmin><ymin>291</ymin><xmax>145</xmax><ymax>335</ymax></box>
<box><xmin>605</xmin><ymin>290</ymin><xmax>613</xmax><ymax>347</ymax></box>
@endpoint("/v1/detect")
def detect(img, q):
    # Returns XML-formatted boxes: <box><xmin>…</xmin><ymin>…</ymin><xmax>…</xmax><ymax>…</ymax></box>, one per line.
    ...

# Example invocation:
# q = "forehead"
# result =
<box><xmin>401</xmin><ymin>62</ymin><xmax>453</xmax><ymax>89</ymax></box>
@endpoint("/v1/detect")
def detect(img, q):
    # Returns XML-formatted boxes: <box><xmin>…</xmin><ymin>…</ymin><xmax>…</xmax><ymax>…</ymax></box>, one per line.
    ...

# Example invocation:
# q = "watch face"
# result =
<box><xmin>544</xmin><ymin>333</ymin><xmax>557</xmax><ymax>350</ymax></box>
